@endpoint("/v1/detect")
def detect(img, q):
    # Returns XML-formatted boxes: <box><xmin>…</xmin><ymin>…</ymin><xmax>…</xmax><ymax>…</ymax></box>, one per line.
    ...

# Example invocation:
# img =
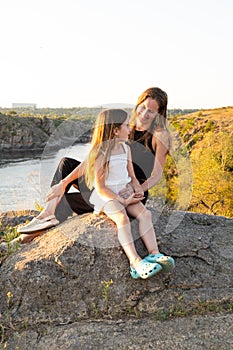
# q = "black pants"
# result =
<box><xmin>51</xmin><ymin>157</ymin><xmax>94</xmax><ymax>223</ymax></box>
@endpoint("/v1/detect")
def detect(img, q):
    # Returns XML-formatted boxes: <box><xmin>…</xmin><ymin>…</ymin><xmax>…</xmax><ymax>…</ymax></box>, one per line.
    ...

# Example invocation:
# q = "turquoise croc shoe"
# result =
<box><xmin>130</xmin><ymin>259</ymin><xmax>162</xmax><ymax>279</ymax></box>
<box><xmin>145</xmin><ymin>253</ymin><xmax>175</xmax><ymax>273</ymax></box>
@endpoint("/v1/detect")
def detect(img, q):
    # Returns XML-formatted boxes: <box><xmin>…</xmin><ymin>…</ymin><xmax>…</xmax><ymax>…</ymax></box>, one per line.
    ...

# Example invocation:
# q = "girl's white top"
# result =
<box><xmin>105</xmin><ymin>142</ymin><xmax>131</xmax><ymax>187</ymax></box>
<box><xmin>90</xmin><ymin>142</ymin><xmax>131</xmax><ymax>213</ymax></box>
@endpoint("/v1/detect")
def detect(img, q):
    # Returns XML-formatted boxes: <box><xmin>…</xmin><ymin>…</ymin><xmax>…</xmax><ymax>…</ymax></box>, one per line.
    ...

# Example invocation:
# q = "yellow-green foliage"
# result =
<box><xmin>189</xmin><ymin>132</ymin><xmax>233</xmax><ymax>217</ymax></box>
<box><xmin>150</xmin><ymin>108</ymin><xmax>233</xmax><ymax>218</ymax></box>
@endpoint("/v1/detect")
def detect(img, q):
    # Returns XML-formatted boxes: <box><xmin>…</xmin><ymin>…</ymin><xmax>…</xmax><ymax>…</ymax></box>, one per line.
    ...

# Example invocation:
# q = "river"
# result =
<box><xmin>0</xmin><ymin>144</ymin><xmax>90</xmax><ymax>213</ymax></box>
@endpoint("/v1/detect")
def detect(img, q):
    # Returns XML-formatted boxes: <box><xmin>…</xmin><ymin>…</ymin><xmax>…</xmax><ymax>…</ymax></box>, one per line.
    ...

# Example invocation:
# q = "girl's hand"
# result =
<box><xmin>118</xmin><ymin>183</ymin><xmax>134</xmax><ymax>199</ymax></box>
<box><xmin>125</xmin><ymin>192</ymin><xmax>145</xmax><ymax>205</ymax></box>
<box><xmin>46</xmin><ymin>182</ymin><xmax>65</xmax><ymax>202</ymax></box>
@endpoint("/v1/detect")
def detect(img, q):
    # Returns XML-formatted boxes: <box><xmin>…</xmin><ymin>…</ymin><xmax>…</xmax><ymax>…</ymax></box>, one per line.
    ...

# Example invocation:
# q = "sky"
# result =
<box><xmin>1</xmin><ymin>0</ymin><xmax>233</xmax><ymax>109</ymax></box>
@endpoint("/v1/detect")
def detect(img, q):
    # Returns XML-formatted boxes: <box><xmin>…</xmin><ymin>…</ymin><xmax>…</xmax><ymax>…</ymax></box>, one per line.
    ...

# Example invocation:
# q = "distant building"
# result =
<box><xmin>12</xmin><ymin>103</ymin><xmax>37</xmax><ymax>109</ymax></box>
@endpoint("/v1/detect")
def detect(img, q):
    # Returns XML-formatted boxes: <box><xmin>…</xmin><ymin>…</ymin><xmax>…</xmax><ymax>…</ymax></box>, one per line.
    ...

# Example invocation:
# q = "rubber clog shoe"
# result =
<box><xmin>130</xmin><ymin>259</ymin><xmax>162</xmax><ymax>279</ymax></box>
<box><xmin>145</xmin><ymin>253</ymin><xmax>175</xmax><ymax>273</ymax></box>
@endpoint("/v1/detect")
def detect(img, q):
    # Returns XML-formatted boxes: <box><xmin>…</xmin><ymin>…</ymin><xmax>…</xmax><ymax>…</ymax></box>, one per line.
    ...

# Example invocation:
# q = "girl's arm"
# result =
<box><xmin>46</xmin><ymin>161</ymin><xmax>85</xmax><ymax>202</ymax></box>
<box><xmin>126</xmin><ymin>145</ymin><xmax>144</xmax><ymax>196</ymax></box>
<box><xmin>140</xmin><ymin>130</ymin><xmax>169</xmax><ymax>193</ymax></box>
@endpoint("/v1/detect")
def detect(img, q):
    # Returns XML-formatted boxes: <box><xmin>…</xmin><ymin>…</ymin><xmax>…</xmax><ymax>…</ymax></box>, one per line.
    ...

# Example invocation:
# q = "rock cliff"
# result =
<box><xmin>0</xmin><ymin>208</ymin><xmax>233</xmax><ymax>349</ymax></box>
<box><xmin>0</xmin><ymin>114</ymin><xmax>56</xmax><ymax>151</ymax></box>
<box><xmin>0</xmin><ymin>114</ymin><xmax>91</xmax><ymax>153</ymax></box>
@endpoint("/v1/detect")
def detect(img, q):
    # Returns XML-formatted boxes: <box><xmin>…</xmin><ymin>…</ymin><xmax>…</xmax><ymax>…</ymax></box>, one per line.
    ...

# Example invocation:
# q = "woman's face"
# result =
<box><xmin>136</xmin><ymin>97</ymin><xmax>159</xmax><ymax>129</ymax></box>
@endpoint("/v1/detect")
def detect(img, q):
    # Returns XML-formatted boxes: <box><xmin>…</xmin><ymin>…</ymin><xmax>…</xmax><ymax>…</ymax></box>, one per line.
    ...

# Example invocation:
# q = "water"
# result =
<box><xmin>0</xmin><ymin>144</ymin><xmax>91</xmax><ymax>213</ymax></box>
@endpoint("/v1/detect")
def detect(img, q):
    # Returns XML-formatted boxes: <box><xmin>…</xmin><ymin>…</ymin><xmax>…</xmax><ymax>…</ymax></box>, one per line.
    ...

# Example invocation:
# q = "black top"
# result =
<box><xmin>130</xmin><ymin>130</ymin><xmax>155</xmax><ymax>185</ymax></box>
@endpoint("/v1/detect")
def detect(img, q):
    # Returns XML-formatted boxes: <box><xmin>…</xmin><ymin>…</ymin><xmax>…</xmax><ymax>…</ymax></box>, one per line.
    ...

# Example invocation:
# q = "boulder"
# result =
<box><xmin>0</xmin><ymin>209</ymin><xmax>233</xmax><ymax>349</ymax></box>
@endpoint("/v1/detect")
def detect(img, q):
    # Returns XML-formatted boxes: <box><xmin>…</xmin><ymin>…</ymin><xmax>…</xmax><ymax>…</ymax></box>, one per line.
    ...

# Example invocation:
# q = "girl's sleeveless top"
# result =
<box><xmin>129</xmin><ymin>130</ymin><xmax>155</xmax><ymax>185</ymax></box>
<box><xmin>105</xmin><ymin>142</ymin><xmax>131</xmax><ymax>187</ymax></box>
<box><xmin>89</xmin><ymin>142</ymin><xmax>131</xmax><ymax>213</ymax></box>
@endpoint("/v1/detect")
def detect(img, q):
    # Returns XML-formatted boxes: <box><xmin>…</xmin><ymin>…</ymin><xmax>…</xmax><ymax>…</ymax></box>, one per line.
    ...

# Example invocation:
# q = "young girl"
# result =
<box><xmin>84</xmin><ymin>108</ymin><xmax>172</xmax><ymax>279</ymax></box>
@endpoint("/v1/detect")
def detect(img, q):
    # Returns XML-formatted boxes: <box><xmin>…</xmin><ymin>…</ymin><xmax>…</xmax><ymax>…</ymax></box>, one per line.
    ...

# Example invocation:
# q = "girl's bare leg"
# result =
<box><xmin>126</xmin><ymin>202</ymin><xmax>159</xmax><ymax>255</ymax></box>
<box><xmin>103</xmin><ymin>200</ymin><xmax>142</xmax><ymax>269</ymax></box>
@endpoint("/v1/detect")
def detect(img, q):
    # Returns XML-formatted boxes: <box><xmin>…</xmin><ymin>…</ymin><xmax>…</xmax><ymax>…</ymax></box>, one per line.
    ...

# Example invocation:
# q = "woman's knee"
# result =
<box><xmin>59</xmin><ymin>157</ymin><xmax>79</xmax><ymax>170</ymax></box>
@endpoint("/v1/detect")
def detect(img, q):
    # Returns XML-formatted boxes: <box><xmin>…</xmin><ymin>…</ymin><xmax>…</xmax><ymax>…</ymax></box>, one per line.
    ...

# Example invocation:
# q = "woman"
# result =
<box><xmin>17</xmin><ymin>87</ymin><xmax>170</xmax><ymax>233</ymax></box>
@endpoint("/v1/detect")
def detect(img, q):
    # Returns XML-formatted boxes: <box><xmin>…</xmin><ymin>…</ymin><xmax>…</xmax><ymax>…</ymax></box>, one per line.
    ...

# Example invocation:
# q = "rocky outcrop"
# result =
<box><xmin>0</xmin><ymin>208</ymin><xmax>233</xmax><ymax>348</ymax></box>
<box><xmin>0</xmin><ymin>114</ymin><xmax>92</xmax><ymax>153</ymax></box>
<box><xmin>0</xmin><ymin>114</ymin><xmax>56</xmax><ymax>151</ymax></box>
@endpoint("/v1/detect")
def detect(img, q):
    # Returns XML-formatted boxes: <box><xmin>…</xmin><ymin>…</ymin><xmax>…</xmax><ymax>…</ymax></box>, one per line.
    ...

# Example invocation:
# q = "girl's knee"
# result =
<box><xmin>140</xmin><ymin>208</ymin><xmax>152</xmax><ymax>221</ymax></box>
<box><xmin>119</xmin><ymin>212</ymin><xmax>130</xmax><ymax>225</ymax></box>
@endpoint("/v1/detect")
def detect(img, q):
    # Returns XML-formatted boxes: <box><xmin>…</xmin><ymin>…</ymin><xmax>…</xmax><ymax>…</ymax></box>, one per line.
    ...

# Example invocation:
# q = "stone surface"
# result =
<box><xmin>0</xmin><ymin>208</ymin><xmax>233</xmax><ymax>349</ymax></box>
<box><xmin>4</xmin><ymin>314</ymin><xmax>233</xmax><ymax>350</ymax></box>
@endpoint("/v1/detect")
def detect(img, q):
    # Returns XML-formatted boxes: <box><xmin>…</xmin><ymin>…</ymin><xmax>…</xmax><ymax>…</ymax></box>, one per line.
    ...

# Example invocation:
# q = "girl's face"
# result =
<box><xmin>136</xmin><ymin>97</ymin><xmax>159</xmax><ymax>128</ymax></box>
<box><xmin>114</xmin><ymin>116</ymin><xmax>130</xmax><ymax>141</ymax></box>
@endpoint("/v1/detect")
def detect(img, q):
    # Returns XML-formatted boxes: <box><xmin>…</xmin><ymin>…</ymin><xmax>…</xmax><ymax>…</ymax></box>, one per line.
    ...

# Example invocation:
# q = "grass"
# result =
<box><xmin>0</xmin><ymin>225</ymin><xmax>20</xmax><ymax>264</ymax></box>
<box><xmin>153</xmin><ymin>299</ymin><xmax>233</xmax><ymax>322</ymax></box>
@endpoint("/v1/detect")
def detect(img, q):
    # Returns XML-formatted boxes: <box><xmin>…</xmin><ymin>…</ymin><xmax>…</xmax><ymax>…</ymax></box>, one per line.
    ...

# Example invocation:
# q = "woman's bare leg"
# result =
<box><xmin>37</xmin><ymin>197</ymin><xmax>60</xmax><ymax>220</ymax></box>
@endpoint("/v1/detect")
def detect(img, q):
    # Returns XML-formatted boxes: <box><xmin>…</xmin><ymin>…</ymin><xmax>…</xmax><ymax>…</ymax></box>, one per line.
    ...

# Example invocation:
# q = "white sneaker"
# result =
<box><xmin>17</xmin><ymin>215</ymin><xmax>59</xmax><ymax>233</ymax></box>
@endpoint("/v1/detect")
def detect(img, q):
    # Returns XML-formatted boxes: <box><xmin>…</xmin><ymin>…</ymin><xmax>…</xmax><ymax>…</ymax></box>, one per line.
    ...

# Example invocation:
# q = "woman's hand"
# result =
<box><xmin>133</xmin><ymin>183</ymin><xmax>144</xmax><ymax>197</ymax></box>
<box><xmin>46</xmin><ymin>182</ymin><xmax>66</xmax><ymax>202</ymax></box>
<box><xmin>118</xmin><ymin>183</ymin><xmax>134</xmax><ymax>199</ymax></box>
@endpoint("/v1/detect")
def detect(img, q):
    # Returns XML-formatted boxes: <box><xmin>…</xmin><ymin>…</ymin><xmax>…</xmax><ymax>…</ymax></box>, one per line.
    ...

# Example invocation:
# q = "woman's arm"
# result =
<box><xmin>60</xmin><ymin>161</ymin><xmax>85</xmax><ymax>187</ymax></box>
<box><xmin>140</xmin><ymin>130</ymin><xmax>169</xmax><ymax>192</ymax></box>
<box><xmin>46</xmin><ymin>161</ymin><xmax>85</xmax><ymax>202</ymax></box>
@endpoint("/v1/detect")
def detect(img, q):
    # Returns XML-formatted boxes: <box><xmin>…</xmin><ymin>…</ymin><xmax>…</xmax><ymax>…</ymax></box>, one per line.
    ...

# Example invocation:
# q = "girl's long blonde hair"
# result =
<box><xmin>84</xmin><ymin>109</ymin><xmax>128</xmax><ymax>189</ymax></box>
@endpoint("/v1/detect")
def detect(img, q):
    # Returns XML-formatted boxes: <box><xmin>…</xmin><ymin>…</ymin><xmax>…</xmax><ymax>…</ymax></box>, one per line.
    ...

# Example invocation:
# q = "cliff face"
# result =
<box><xmin>0</xmin><ymin>209</ymin><xmax>233</xmax><ymax>349</ymax></box>
<box><xmin>0</xmin><ymin>113</ymin><xmax>92</xmax><ymax>152</ymax></box>
<box><xmin>0</xmin><ymin>114</ymin><xmax>55</xmax><ymax>151</ymax></box>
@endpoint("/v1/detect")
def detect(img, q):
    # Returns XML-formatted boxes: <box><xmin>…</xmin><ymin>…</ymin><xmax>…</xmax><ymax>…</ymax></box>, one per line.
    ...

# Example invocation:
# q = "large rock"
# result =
<box><xmin>0</xmin><ymin>209</ymin><xmax>233</xmax><ymax>349</ymax></box>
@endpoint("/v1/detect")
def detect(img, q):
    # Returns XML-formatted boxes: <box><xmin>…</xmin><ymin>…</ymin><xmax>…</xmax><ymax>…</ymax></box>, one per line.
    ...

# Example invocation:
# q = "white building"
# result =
<box><xmin>12</xmin><ymin>103</ymin><xmax>37</xmax><ymax>109</ymax></box>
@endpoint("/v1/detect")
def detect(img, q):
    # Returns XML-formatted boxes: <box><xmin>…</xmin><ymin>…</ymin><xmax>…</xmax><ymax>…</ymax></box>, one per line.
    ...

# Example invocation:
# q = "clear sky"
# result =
<box><xmin>1</xmin><ymin>0</ymin><xmax>233</xmax><ymax>109</ymax></box>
